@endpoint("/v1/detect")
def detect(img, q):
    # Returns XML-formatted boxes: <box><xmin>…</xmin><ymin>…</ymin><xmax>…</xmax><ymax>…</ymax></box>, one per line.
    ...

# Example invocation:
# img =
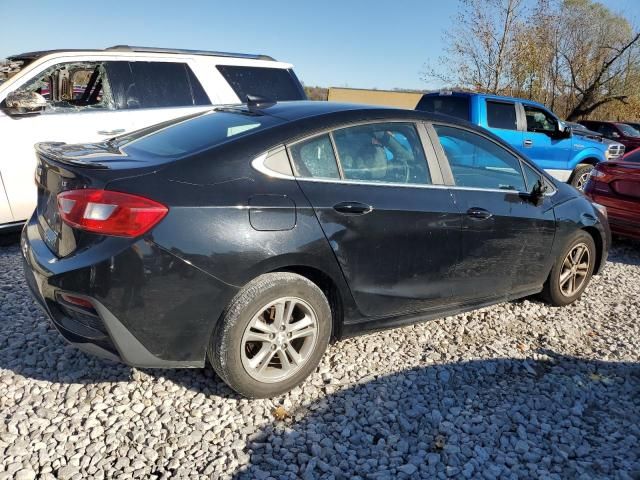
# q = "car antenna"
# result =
<box><xmin>246</xmin><ymin>94</ymin><xmax>276</xmax><ymax>111</ymax></box>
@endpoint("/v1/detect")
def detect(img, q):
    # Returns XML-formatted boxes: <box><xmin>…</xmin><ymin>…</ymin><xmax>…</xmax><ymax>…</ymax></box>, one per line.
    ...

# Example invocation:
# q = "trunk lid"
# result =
<box><xmin>35</xmin><ymin>142</ymin><xmax>159</xmax><ymax>257</ymax></box>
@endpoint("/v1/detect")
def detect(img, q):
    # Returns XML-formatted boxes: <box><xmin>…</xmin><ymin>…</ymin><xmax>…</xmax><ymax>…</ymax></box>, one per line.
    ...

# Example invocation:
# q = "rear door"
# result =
<box><xmin>430</xmin><ymin>123</ymin><xmax>556</xmax><ymax>300</ymax></box>
<box><xmin>289</xmin><ymin>121</ymin><xmax>462</xmax><ymax>318</ymax></box>
<box><xmin>483</xmin><ymin>99</ymin><xmax>523</xmax><ymax>152</ymax></box>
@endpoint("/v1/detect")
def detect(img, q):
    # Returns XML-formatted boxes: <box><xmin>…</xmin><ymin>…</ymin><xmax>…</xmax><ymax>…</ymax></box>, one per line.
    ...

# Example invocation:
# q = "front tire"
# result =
<box><xmin>542</xmin><ymin>230</ymin><xmax>596</xmax><ymax>306</ymax></box>
<box><xmin>209</xmin><ymin>272</ymin><xmax>331</xmax><ymax>398</ymax></box>
<box><xmin>570</xmin><ymin>164</ymin><xmax>593</xmax><ymax>191</ymax></box>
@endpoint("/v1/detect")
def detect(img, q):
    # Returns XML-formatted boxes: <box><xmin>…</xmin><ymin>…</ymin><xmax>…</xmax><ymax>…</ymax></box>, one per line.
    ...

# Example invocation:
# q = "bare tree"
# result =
<box><xmin>424</xmin><ymin>0</ymin><xmax>525</xmax><ymax>93</ymax></box>
<box><xmin>424</xmin><ymin>0</ymin><xmax>640</xmax><ymax>120</ymax></box>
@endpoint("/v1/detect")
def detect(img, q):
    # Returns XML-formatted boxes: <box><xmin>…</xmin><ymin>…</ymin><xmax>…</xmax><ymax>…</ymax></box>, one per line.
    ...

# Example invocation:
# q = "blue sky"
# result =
<box><xmin>1</xmin><ymin>0</ymin><xmax>638</xmax><ymax>90</ymax></box>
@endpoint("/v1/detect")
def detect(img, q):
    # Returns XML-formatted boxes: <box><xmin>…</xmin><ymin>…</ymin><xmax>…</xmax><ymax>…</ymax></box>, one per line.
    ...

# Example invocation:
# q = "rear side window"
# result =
<box><xmin>333</xmin><ymin>123</ymin><xmax>431</xmax><ymax>185</ymax></box>
<box><xmin>289</xmin><ymin>135</ymin><xmax>340</xmax><ymax>179</ymax></box>
<box><xmin>434</xmin><ymin>125</ymin><xmax>526</xmax><ymax>191</ymax></box>
<box><xmin>486</xmin><ymin>101</ymin><xmax>517</xmax><ymax>130</ymax></box>
<box><xmin>105</xmin><ymin>61</ymin><xmax>210</xmax><ymax>109</ymax></box>
<box><xmin>416</xmin><ymin>95</ymin><xmax>470</xmax><ymax>121</ymax></box>
<box><xmin>217</xmin><ymin>65</ymin><xmax>304</xmax><ymax>102</ymax></box>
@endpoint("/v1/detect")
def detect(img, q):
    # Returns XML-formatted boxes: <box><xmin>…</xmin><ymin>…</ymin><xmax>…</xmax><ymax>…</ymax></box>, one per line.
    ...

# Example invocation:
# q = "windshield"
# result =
<box><xmin>617</xmin><ymin>123</ymin><xmax>640</xmax><ymax>138</ymax></box>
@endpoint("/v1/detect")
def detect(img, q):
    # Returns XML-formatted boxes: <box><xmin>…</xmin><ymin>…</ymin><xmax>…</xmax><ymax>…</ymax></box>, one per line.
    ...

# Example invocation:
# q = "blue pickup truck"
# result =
<box><xmin>417</xmin><ymin>91</ymin><xmax>624</xmax><ymax>190</ymax></box>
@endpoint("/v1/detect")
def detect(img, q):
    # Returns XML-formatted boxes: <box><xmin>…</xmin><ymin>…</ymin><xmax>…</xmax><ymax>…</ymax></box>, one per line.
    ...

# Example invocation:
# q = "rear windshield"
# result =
<box><xmin>121</xmin><ymin>110</ymin><xmax>282</xmax><ymax>158</ymax></box>
<box><xmin>416</xmin><ymin>95</ymin><xmax>470</xmax><ymax>121</ymax></box>
<box><xmin>216</xmin><ymin>65</ymin><xmax>304</xmax><ymax>102</ymax></box>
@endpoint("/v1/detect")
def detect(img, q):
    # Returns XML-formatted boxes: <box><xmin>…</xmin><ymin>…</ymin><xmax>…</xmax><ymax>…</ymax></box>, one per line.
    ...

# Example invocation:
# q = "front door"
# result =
<box><xmin>288</xmin><ymin>121</ymin><xmax>462</xmax><ymax>318</ymax></box>
<box><xmin>431</xmin><ymin>124</ymin><xmax>556</xmax><ymax>301</ymax></box>
<box><xmin>0</xmin><ymin>58</ymin><xmax>213</xmax><ymax>223</ymax></box>
<box><xmin>521</xmin><ymin>104</ymin><xmax>572</xmax><ymax>171</ymax></box>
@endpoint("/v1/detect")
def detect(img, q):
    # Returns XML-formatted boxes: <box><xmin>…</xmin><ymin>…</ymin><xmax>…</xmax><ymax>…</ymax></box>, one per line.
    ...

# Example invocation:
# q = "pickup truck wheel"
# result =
<box><xmin>570</xmin><ymin>165</ymin><xmax>593</xmax><ymax>191</ymax></box>
<box><xmin>208</xmin><ymin>272</ymin><xmax>331</xmax><ymax>398</ymax></box>
<box><xmin>541</xmin><ymin>230</ymin><xmax>596</xmax><ymax>306</ymax></box>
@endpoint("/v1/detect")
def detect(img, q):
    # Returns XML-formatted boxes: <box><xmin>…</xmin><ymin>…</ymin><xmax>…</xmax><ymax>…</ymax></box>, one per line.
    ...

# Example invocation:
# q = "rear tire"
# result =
<box><xmin>541</xmin><ymin>230</ymin><xmax>596</xmax><ymax>306</ymax></box>
<box><xmin>209</xmin><ymin>272</ymin><xmax>331</xmax><ymax>398</ymax></box>
<box><xmin>570</xmin><ymin>164</ymin><xmax>593</xmax><ymax>191</ymax></box>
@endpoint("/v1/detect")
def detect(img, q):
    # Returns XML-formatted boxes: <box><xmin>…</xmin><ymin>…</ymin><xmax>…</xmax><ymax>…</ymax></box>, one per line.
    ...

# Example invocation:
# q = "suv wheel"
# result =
<box><xmin>542</xmin><ymin>231</ymin><xmax>596</xmax><ymax>306</ymax></box>
<box><xmin>570</xmin><ymin>164</ymin><xmax>593</xmax><ymax>191</ymax></box>
<box><xmin>209</xmin><ymin>272</ymin><xmax>331</xmax><ymax>398</ymax></box>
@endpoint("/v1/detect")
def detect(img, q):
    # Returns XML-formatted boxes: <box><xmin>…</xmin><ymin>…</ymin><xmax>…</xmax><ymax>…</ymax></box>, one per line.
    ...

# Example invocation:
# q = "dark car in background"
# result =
<box><xmin>22</xmin><ymin>102</ymin><xmax>610</xmax><ymax>398</ymax></box>
<box><xmin>585</xmin><ymin>149</ymin><xmax>640</xmax><ymax>240</ymax></box>
<box><xmin>579</xmin><ymin>120</ymin><xmax>640</xmax><ymax>152</ymax></box>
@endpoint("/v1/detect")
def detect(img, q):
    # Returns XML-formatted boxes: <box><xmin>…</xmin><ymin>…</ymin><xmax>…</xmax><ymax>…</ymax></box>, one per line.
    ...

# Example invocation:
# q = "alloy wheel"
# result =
<box><xmin>240</xmin><ymin>297</ymin><xmax>319</xmax><ymax>383</ymax></box>
<box><xmin>559</xmin><ymin>243</ymin><xmax>591</xmax><ymax>297</ymax></box>
<box><xmin>575</xmin><ymin>171</ymin><xmax>591</xmax><ymax>190</ymax></box>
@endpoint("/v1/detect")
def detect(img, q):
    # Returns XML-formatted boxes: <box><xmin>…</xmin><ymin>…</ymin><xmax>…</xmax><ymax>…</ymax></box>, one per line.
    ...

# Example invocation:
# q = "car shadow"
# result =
<box><xmin>232</xmin><ymin>352</ymin><xmax>640</xmax><ymax>479</ymax></box>
<box><xmin>608</xmin><ymin>237</ymin><xmax>640</xmax><ymax>266</ymax></box>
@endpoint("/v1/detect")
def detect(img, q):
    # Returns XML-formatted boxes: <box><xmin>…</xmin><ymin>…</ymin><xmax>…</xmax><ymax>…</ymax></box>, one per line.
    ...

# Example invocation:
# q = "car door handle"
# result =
<box><xmin>333</xmin><ymin>201</ymin><xmax>373</xmax><ymax>215</ymax></box>
<box><xmin>466</xmin><ymin>207</ymin><xmax>493</xmax><ymax>220</ymax></box>
<box><xmin>97</xmin><ymin>129</ymin><xmax>125</xmax><ymax>136</ymax></box>
<box><xmin>523</xmin><ymin>139</ymin><xmax>533</xmax><ymax>147</ymax></box>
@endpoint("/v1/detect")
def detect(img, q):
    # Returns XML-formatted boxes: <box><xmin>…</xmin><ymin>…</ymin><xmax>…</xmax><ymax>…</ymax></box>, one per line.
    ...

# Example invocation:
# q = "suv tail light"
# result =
<box><xmin>57</xmin><ymin>189</ymin><xmax>168</xmax><ymax>237</ymax></box>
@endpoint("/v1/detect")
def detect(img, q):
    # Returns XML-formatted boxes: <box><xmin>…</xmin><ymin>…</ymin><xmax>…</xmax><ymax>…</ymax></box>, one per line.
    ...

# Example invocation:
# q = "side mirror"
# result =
<box><xmin>611</xmin><ymin>131</ymin><xmax>621</xmax><ymax>139</ymax></box>
<box><xmin>521</xmin><ymin>179</ymin><xmax>547</xmax><ymax>206</ymax></box>
<box><xmin>3</xmin><ymin>90</ymin><xmax>47</xmax><ymax>115</ymax></box>
<box><xmin>557</xmin><ymin>122</ymin><xmax>572</xmax><ymax>139</ymax></box>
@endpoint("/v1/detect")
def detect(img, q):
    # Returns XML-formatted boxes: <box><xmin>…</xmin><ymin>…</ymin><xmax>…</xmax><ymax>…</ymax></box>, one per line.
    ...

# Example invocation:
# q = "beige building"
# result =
<box><xmin>327</xmin><ymin>87</ymin><xmax>425</xmax><ymax>109</ymax></box>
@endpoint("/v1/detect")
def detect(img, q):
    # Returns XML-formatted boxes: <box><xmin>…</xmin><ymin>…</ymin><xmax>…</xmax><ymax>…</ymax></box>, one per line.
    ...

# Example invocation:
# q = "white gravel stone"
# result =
<box><xmin>1</xmin><ymin>239</ymin><xmax>640</xmax><ymax>479</ymax></box>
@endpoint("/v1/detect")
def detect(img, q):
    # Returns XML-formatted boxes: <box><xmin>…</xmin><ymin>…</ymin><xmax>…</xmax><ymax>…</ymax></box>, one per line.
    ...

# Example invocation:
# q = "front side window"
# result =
<box><xmin>523</xmin><ymin>105</ymin><xmax>557</xmax><ymax>134</ymax></box>
<box><xmin>486</xmin><ymin>101</ymin><xmax>517</xmax><ymax>130</ymax></box>
<box><xmin>289</xmin><ymin>134</ymin><xmax>340</xmax><ymax>179</ymax></box>
<box><xmin>521</xmin><ymin>162</ymin><xmax>542</xmax><ymax>191</ymax></box>
<box><xmin>434</xmin><ymin>125</ymin><xmax>526</xmax><ymax>191</ymax></box>
<box><xmin>105</xmin><ymin>61</ymin><xmax>210</xmax><ymax>109</ymax></box>
<box><xmin>217</xmin><ymin>65</ymin><xmax>304</xmax><ymax>102</ymax></box>
<box><xmin>333</xmin><ymin>123</ymin><xmax>431</xmax><ymax>184</ymax></box>
<box><xmin>16</xmin><ymin>61</ymin><xmax>112</xmax><ymax>112</ymax></box>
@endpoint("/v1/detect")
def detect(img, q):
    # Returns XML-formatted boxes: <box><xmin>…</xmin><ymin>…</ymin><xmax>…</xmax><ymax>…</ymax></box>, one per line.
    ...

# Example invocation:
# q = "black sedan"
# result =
<box><xmin>22</xmin><ymin>101</ymin><xmax>610</xmax><ymax>398</ymax></box>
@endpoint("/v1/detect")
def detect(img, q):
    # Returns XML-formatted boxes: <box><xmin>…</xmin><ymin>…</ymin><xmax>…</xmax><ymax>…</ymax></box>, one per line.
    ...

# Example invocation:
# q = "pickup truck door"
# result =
<box><xmin>483</xmin><ymin>99</ymin><xmax>524</xmax><ymax>153</ymax></box>
<box><xmin>520</xmin><ymin>103</ymin><xmax>572</xmax><ymax>171</ymax></box>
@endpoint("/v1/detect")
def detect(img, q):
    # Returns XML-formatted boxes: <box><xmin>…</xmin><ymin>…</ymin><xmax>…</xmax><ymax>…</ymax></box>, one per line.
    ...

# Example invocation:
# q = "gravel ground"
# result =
<box><xmin>0</xmin><ymin>239</ymin><xmax>639</xmax><ymax>480</ymax></box>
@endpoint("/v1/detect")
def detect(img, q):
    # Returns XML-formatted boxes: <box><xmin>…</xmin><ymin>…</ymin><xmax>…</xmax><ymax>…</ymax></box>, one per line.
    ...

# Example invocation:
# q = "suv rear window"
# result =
<box><xmin>416</xmin><ymin>95</ymin><xmax>470</xmax><ymax>121</ymax></box>
<box><xmin>106</xmin><ymin>61</ymin><xmax>210</xmax><ymax>109</ymax></box>
<box><xmin>216</xmin><ymin>65</ymin><xmax>304</xmax><ymax>102</ymax></box>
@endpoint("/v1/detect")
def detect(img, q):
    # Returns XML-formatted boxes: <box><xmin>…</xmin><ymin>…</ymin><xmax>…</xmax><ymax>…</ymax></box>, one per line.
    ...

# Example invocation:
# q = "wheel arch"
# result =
<box><xmin>269</xmin><ymin>264</ymin><xmax>345</xmax><ymax>341</ymax></box>
<box><xmin>582</xmin><ymin>225</ymin><xmax>605</xmax><ymax>274</ymax></box>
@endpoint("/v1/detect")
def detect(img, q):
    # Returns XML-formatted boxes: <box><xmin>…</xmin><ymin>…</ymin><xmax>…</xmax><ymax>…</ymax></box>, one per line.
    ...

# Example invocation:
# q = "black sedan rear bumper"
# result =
<box><xmin>21</xmin><ymin>216</ymin><xmax>238</xmax><ymax>368</ymax></box>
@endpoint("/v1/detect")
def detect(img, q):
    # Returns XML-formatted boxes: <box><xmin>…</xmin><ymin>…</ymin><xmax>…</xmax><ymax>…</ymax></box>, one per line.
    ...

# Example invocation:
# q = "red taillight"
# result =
<box><xmin>57</xmin><ymin>189</ymin><xmax>168</xmax><ymax>237</ymax></box>
<box><xmin>59</xmin><ymin>293</ymin><xmax>95</xmax><ymax>310</ymax></box>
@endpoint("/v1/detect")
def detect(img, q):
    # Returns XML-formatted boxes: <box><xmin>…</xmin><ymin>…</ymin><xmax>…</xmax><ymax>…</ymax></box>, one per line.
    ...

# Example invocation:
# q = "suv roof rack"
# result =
<box><xmin>106</xmin><ymin>45</ymin><xmax>276</xmax><ymax>61</ymax></box>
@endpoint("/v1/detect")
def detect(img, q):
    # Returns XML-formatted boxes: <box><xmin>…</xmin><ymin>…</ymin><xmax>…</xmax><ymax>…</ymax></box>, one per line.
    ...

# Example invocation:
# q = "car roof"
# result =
<box><xmin>9</xmin><ymin>45</ymin><xmax>275</xmax><ymax>62</ymax></box>
<box><xmin>220</xmin><ymin>100</ymin><xmax>477</xmax><ymax>127</ymax></box>
<box><xmin>423</xmin><ymin>91</ymin><xmax>548</xmax><ymax>109</ymax></box>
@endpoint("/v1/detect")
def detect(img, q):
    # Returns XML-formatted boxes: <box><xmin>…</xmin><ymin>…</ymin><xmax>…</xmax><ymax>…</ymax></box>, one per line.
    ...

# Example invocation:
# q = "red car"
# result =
<box><xmin>579</xmin><ymin>120</ymin><xmax>640</xmax><ymax>152</ymax></box>
<box><xmin>584</xmin><ymin>150</ymin><xmax>640</xmax><ymax>240</ymax></box>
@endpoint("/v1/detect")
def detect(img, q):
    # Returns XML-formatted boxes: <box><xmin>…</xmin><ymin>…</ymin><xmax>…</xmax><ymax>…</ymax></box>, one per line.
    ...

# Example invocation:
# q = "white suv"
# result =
<box><xmin>0</xmin><ymin>45</ymin><xmax>306</xmax><ymax>230</ymax></box>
